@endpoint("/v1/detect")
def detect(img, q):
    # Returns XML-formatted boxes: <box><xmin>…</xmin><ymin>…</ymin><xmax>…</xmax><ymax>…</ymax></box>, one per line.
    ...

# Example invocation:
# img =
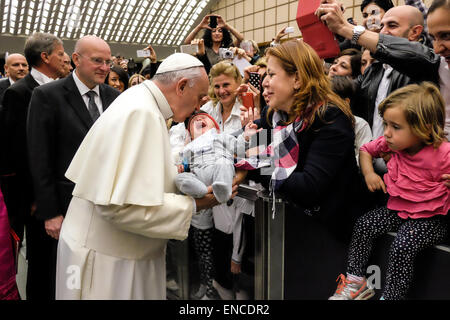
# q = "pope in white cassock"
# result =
<box><xmin>55</xmin><ymin>53</ymin><xmax>218</xmax><ymax>300</ymax></box>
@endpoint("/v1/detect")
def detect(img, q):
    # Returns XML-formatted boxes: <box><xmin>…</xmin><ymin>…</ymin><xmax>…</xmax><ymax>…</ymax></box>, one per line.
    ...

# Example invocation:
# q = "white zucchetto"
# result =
<box><xmin>155</xmin><ymin>53</ymin><xmax>204</xmax><ymax>75</ymax></box>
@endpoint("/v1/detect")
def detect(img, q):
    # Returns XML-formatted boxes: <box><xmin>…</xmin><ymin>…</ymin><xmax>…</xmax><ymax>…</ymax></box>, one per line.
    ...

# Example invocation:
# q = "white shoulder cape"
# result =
<box><xmin>65</xmin><ymin>80</ymin><xmax>176</xmax><ymax>206</ymax></box>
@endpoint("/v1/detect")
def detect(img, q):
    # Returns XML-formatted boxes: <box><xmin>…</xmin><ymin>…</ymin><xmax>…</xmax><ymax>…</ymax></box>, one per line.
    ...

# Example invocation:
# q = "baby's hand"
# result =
<box><xmin>243</xmin><ymin>121</ymin><xmax>261</xmax><ymax>141</ymax></box>
<box><xmin>364</xmin><ymin>172</ymin><xmax>387</xmax><ymax>193</ymax></box>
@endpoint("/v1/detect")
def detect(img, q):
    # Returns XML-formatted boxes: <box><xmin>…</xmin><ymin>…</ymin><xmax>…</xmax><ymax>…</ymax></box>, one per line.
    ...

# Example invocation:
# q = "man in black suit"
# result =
<box><xmin>0</xmin><ymin>53</ymin><xmax>29</xmax><ymax>103</ymax></box>
<box><xmin>26</xmin><ymin>35</ymin><xmax>120</xmax><ymax>300</ymax></box>
<box><xmin>0</xmin><ymin>34</ymin><xmax>65</xmax><ymax>268</ymax></box>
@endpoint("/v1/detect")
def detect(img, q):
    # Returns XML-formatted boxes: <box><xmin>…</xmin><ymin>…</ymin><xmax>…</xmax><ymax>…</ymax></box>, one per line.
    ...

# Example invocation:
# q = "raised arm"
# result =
<box><xmin>184</xmin><ymin>15</ymin><xmax>212</xmax><ymax>45</ymax></box>
<box><xmin>317</xmin><ymin>1</ymin><xmax>379</xmax><ymax>52</ymax></box>
<box><xmin>317</xmin><ymin>0</ymin><xmax>440</xmax><ymax>81</ymax></box>
<box><xmin>217</xmin><ymin>15</ymin><xmax>244</xmax><ymax>47</ymax></box>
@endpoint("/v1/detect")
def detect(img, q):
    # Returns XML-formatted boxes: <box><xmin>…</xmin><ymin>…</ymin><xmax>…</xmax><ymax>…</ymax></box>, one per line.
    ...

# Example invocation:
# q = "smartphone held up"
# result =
<box><xmin>241</xmin><ymin>92</ymin><xmax>254</xmax><ymax>110</ymax></box>
<box><xmin>180</xmin><ymin>44</ymin><xmax>199</xmax><ymax>55</ymax></box>
<box><xmin>136</xmin><ymin>50</ymin><xmax>150</xmax><ymax>58</ymax></box>
<box><xmin>248</xmin><ymin>72</ymin><xmax>262</xmax><ymax>92</ymax></box>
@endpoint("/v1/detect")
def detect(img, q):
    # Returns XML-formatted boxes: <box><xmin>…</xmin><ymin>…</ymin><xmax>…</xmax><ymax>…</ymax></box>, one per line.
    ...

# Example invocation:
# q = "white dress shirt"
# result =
<box><xmin>439</xmin><ymin>57</ymin><xmax>450</xmax><ymax>139</ymax></box>
<box><xmin>72</xmin><ymin>69</ymin><xmax>103</xmax><ymax>115</ymax></box>
<box><xmin>30</xmin><ymin>68</ymin><xmax>55</xmax><ymax>86</ymax></box>
<box><xmin>372</xmin><ymin>64</ymin><xmax>393</xmax><ymax>139</ymax></box>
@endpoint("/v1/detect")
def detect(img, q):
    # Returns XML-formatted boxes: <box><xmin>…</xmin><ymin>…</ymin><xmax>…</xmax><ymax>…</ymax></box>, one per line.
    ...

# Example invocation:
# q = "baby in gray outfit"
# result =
<box><xmin>175</xmin><ymin>111</ymin><xmax>257</xmax><ymax>204</ymax></box>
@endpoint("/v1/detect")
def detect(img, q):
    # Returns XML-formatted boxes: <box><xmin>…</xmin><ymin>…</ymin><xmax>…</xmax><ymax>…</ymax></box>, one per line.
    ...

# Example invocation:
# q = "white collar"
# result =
<box><xmin>73</xmin><ymin>69</ymin><xmax>100</xmax><ymax>97</ymax></box>
<box><xmin>30</xmin><ymin>68</ymin><xmax>56</xmax><ymax>86</ymax></box>
<box><xmin>143</xmin><ymin>80</ymin><xmax>174</xmax><ymax>120</ymax></box>
<box><xmin>215</xmin><ymin>99</ymin><xmax>242</xmax><ymax>119</ymax></box>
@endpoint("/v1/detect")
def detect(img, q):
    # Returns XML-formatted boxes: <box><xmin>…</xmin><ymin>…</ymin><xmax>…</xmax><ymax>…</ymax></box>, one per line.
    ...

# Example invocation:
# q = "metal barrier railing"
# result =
<box><xmin>166</xmin><ymin>184</ymin><xmax>287</xmax><ymax>300</ymax></box>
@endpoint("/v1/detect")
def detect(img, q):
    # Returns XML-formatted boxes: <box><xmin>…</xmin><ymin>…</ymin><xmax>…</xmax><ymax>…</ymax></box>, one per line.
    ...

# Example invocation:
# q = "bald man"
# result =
<box><xmin>3</xmin><ymin>53</ymin><xmax>29</xmax><ymax>83</ymax></box>
<box><xmin>379</xmin><ymin>5</ymin><xmax>425</xmax><ymax>40</ymax></box>
<box><xmin>0</xmin><ymin>54</ymin><xmax>28</xmax><ymax>104</ymax></box>
<box><xmin>26</xmin><ymin>35</ymin><xmax>120</xmax><ymax>300</ymax></box>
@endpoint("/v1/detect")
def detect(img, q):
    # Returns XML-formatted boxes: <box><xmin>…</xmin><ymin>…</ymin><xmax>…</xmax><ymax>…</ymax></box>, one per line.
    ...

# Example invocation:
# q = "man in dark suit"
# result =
<box><xmin>0</xmin><ymin>78</ymin><xmax>10</xmax><ymax>105</ymax></box>
<box><xmin>26</xmin><ymin>35</ymin><xmax>120</xmax><ymax>300</ymax></box>
<box><xmin>0</xmin><ymin>34</ymin><xmax>65</xmax><ymax>270</ymax></box>
<box><xmin>0</xmin><ymin>53</ymin><xmax>29</xmax><ymax>103</ymax></box>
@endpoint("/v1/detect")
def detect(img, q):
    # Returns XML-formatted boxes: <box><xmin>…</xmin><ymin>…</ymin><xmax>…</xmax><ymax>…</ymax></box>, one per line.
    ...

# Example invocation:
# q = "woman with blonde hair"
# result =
<box><xmin>246</xmin><ymin>39</ymin><xmax>363</xmax><ymax>298</ymax></box>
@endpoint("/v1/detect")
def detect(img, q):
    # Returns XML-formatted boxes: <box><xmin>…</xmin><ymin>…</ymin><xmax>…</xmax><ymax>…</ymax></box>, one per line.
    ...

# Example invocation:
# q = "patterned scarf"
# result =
<box><xmin>269</xmin><ymin>111</ymin><xmax>306</xmax><ymax>193</ymax></box>
<box><xmin>235</xmin><ymin>110</ymin><xmax>307</xmax><ymax>216</ymax></box>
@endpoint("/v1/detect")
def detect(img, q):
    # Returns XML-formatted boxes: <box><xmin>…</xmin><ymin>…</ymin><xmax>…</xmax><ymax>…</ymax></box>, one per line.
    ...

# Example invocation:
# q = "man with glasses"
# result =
<box><xmin>26</xmin><ymin>35</ymin><xmax>120</xmax><ymax>300</ymax></box>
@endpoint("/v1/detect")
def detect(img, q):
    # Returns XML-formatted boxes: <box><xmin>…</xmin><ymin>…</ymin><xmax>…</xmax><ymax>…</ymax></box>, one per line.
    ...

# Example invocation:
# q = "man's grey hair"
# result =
<box><xmin>152</xmin><ymin>67</ymin><xmax>204</xmax><ymax>88</ymax></box>
<box><xmin>24</xmin><ymin>32</ymin><xmax>63</xmax><ymax>67</ymax></box>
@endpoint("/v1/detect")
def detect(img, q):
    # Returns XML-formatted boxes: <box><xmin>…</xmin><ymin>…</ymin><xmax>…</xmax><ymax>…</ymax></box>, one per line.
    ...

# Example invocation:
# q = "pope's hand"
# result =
<box><xmin>231</xmin><ymin>260</ymin><xmax>241</xmax><ymax>274</ymax></box>
<box><xmin>45</xmin><ymin>215</ymin><xmax>64</xmax><ymax>240</ymax></box>
<box><xmin>195</xmin><ymin>186</ymin><xmax>219</xmax><ymax>211</ymax></box>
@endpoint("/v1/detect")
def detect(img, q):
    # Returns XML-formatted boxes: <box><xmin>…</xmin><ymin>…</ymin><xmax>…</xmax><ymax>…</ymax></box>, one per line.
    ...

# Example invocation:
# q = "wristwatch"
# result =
<box><xmin>351</xmin><ymin>25</ymin><xmax>366</xmax><ymax>45</ymax></box>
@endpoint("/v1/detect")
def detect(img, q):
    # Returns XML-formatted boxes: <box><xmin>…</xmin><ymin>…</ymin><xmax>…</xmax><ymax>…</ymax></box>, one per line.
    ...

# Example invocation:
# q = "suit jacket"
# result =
<box><xmin>27</xmin><ymin>73</ymin><xmax>120</xmax><ymax>221</ymax></box>
<box><xmin>0</xmin><ymin>78</ymin><xmax>10</xmax><ymax>105</ymax></box>
<box><xmin>0</xmin><ymin>78</ymin><xmax>11</xmax><ymax>174</ymax></box>
<box><xmin>0</xmin><ymin>74</ymin><xmax>39</xmax><ymax>179</ymax></box>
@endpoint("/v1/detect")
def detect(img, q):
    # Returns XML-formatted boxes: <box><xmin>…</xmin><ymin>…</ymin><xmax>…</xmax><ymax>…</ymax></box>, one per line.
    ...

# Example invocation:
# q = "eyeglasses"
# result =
<box><xmin>77</xmin><ymin>53</ymin><xmax>113</xmax><ymax>68</ymax></box>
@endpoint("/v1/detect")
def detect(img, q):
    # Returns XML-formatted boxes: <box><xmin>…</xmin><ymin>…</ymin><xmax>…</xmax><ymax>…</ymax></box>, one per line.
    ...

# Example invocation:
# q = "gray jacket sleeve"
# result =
<box><xmin>374</xmin><ymin>34</ymin><xmax>440</xmax><ymax>83</ymax></box>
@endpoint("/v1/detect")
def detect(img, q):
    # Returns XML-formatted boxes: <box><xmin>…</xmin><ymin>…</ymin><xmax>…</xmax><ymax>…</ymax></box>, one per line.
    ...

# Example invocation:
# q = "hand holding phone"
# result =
<box><xmin>180</xmin><ymin>44</ymin><xmax>199</xmax><ymax>55</ymax></box>
<box><xmin>137</xmin><ymin>50</ymin><xmax>150</xmax><ymax>58</ymax></box>
<box><xmin>248</xmin><ymin>72</ymin><xmax>261</xmax><ymax>91</ymax></box>
<box><xmin>285</xmin><ymin>26</ymin><xmax>295</xmax><ymax>34</ymax></box>
<box><xmin>209</xmin><ymin>15</ymin><xmax>218</xmax><ymax>28</ymax></box>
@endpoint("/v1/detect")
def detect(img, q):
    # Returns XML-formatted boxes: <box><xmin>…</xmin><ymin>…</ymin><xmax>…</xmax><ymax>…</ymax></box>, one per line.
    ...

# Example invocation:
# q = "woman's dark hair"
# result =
<box><xmin>202</xmin><ymin>28</ymin><xmax>233</xmax><ymax>48</ymax></box>
<box><xmin>360</xmin><ymin>0</ymin><xmax>394</xmax><ymax>13</ymax></box>
<box><xmin>330</xmin><ymin>76</ymin><xmax>356</xmax><ymax>101</ymax></box>
<box><xmin>105</xmin><ymin>65</ymin><xmax>129</xmax><ymax>90</ymax></box>
<box><xmin>429</xmin><ymin>0</ymin><xmax>450</xmax><ymax>14</ymax></box>
<box><xmin>338</xmin><ymin>48</ymin><xmax>362</xmax><ymax>79</ymax></box>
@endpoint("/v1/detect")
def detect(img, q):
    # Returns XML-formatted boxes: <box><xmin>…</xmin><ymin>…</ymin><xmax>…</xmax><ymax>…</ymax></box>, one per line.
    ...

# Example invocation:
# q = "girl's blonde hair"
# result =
<box><xmin>378</xmin><ymin>82</ymin><xmax>446</xmax><ymax>148</ymax></box>
<box><xmin>208</xmin><ymin>61</ymin><xmax>242</xmax><ymax>105</ymax></box>
<box><xmin>264</xmin><ymin>39</ymin><xmax>354</xmax><ymax>128</ymax></box>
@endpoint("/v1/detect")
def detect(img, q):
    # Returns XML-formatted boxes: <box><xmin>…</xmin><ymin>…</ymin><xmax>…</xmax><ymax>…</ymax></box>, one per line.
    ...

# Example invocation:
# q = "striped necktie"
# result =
<box><xmin>85</xmin><ymin>90</ymin><xmax>100</xmax><ymax>122</ymax></box>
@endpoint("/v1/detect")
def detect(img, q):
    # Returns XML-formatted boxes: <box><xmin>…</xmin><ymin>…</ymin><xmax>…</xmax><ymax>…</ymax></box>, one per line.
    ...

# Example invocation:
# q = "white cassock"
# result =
<box><xmin>55</xmin><ymin>80</ymin><xmax>194</xmax><ymax>300</ymax></box>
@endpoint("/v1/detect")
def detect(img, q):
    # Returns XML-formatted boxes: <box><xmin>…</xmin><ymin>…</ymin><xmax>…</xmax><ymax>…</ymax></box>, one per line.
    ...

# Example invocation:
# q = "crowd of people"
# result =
<box><xmin>0</xmin><ymin>0</ymin><xmax>449</xmax><ymax>301</ymax></box>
